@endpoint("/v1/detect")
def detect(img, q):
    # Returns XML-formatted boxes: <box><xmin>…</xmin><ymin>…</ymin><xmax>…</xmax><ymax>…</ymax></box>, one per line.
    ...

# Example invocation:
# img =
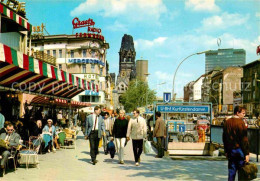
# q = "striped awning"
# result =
<box><xmin>31</xmin><ymin>96</ymin><xmax>91</xmax><ymax>108</ymax></box>
<box><xmin>0</xmin><ymin>3</ymin><xmax>32</xmax><ymax>32</ymax></box>
<box><xmin>0</xmin><ymin>43</ymin><xmax>98</xmax><ymax>99</ymax></box>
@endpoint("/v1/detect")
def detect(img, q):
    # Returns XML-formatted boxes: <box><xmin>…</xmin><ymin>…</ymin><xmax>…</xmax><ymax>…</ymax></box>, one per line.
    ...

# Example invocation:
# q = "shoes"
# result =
<box><xmin>135</xmin><ymin>162</ymin><xmax>139</xmax><ymax>166</ymax></box>
<box><xmin>119</xmin><ymin>161</ymin><xmax>124</xmax><ymax>164</ymax></box>
<box><xmin>155</xmin><ymin>155</ymin><xmax>160</xmax><ymax>158</ymax></box>
<box><xmin>105</xmin><ymin>151</ymin><xmax>108</xmax><ymax>155</ymax></box>
<box><xmin>0</xmin><ymin>168</ymin><xmax>4</xmax><ymax>177</ymax></box>
<box><xmin>48</xmin><ymin>149</ymin><xmax>50</xmax><ymax>153</ymax></box>
<box><xmin>92</xmin><ymin>160</ymin><xmax>97</xmax><ymax>165</ymax></box>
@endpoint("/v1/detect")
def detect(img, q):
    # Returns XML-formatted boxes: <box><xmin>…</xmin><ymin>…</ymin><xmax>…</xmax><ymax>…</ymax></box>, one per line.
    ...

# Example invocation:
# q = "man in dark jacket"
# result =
<box><xmin>153</xmin><ymin>111</ymin><xmax>166</xmax><ymax>158</ymax></box>
<box><xmin>223</xmin><ymin>106</ymin><xmax>249</xmax><ymax>181</ymax></box>
<box><xmin>0</xmin><ymin>123</ymin><xmax>20</xmax><ymax>176</ymax></box>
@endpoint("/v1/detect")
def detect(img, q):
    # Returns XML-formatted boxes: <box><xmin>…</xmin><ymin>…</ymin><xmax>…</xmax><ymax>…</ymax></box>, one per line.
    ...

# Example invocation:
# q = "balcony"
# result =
<box><xmin>33</xmin><ymin>50</ymin><xmax>56</xmax><ymax>66</ymax></box>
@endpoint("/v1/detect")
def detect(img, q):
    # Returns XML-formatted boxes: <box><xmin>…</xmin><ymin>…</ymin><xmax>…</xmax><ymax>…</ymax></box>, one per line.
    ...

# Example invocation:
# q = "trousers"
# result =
<box><xmin>228</xmin><ymin>148</ymin><xmax>245</xmax><ymax>181</ymax></box>
<box><xmin>115</xmin><ymin>138</ymin><xmax>126</xmax><ymax>161</ymax></box>
<box><xmin>102</xmin><ymin>130</ymin><xmax>110</xmax><ymax>153</ymax></box>
<box><xmin>156</xmin><ymin>137</ymin><xmax>164</xmax><ymax>158</ymax></box>
<box><xmin>132</xmin><ymin>139</ymin><xmax>143</xmax><ymax>163</ymax></box>
<box><xmin>89</xmin><ymin>131</ymin><xmax>99</xmax><ymax>162</ymax></box>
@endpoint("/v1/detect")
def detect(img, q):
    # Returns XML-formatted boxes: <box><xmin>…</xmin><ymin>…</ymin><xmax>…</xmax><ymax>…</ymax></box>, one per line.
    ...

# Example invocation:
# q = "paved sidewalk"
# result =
<box><xmin>2</xmin><ymin>132</ymin><xmax>260</xmax><ymax>181</ymax></box>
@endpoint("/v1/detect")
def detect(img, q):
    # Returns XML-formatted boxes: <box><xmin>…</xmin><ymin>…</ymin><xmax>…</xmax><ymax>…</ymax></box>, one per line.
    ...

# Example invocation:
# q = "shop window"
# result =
<box><xmin>47</xmin><ymin>50</ymin><xmax>50</xmax><ymax>55</ymax></box>
<box><xmin>59</xmin><ymin>64</ymin><xmax>62</xmax><ymax>70</ymax></box>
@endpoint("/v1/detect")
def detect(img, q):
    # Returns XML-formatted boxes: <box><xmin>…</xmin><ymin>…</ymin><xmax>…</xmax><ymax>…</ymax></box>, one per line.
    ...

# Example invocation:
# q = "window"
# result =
<box><xmin>53</xmin><ymin>50</ymin><xmax>56</xmax><ymax>57</ymax></box>
<box><xmin>91</xmin><ymin>51</ymin><xmax>95</xmax><ymax>58</ymax></box>
<box><xmin>82</xmin><ymin>64</ymin><xmax>86</xmax><ymax>73</ymax></box>
<box><xmin>47</xmin><ymin>50</ymin><xmax>50</xmax><ymax>55</ymax></box>
<box><xmin>100</xmin><ymin>82</ymin><xmax>102</xmax><ymax>90</ymax></box>
<box><xmin>100</xmin><ymin>68</ymin><xmax>103</xmax><ymax>76</ymax></box>
<box><xmin>59</xmin><ymin>49</ymin><xmax>62</xmax><ymax>58</ymax></box>
<box><xmin>83</xmin><ymin>49</ymin><xmax>87</xmax><ymax>58</ymax></box>
<box><xmin>59</xmin><ymin>64</ymin><xmax>62</xmax><ymax>70</ymax></box>
<box><xmin>71</xmin><ymin>50</ymin><xmax>74</xmax><ymax>58</ymax></box>
<box><xmin>91</xmin><ymin>64</ymin><xmax>95</xmax><ymax>73</ymax></box>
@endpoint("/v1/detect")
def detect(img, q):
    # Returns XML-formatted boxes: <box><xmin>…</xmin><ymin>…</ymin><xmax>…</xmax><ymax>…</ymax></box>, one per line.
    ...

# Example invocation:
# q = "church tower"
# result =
<box><xmin>116</xmin><ymin>34</ymin><xmax>136</xmax><ymax>95</ymax></box>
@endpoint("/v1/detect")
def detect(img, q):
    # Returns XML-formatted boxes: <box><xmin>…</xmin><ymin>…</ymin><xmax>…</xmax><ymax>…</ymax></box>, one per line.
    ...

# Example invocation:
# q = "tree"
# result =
<box><xmin>120</xmin><ymin>79</ymin><xmax>156</xmax><ymax>113</ymax></box>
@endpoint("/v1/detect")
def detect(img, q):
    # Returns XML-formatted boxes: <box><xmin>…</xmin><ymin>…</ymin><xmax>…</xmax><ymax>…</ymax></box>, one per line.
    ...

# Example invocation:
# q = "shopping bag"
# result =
<box><xmin>238</xmin><ymin>162</ymin><xmax>258</xmax><ymax>180</ymax></box>
<box><xmin>144</xmin><ymin>140</ymin><xmax>152</xmax><ymax>154</ymax></box>
<box><xmin>107</xmin><ymin>141</ymin><xmax>115</xmax><ymax>158</ymax></box>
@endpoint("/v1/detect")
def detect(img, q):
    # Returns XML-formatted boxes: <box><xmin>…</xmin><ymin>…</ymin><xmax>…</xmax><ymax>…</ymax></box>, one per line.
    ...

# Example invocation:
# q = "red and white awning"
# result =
<box><xmin>0</xmin><ymin>43</ymin><xmax>99</xmax><ymax>99</ymax></box>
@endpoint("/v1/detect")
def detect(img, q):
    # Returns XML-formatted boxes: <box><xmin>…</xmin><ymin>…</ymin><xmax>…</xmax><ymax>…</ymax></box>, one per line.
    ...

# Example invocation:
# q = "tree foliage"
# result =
<box><xmin>120</xmin><ymin>79</ymin><xmax>156</xmax><ymax>113</ymax></box>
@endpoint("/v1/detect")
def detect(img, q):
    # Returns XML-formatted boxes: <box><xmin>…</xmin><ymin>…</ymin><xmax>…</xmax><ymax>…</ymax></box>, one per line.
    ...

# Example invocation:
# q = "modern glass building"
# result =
<box><xmin>205</xmin><ymin>48</ymin><xmax>246</xmax><ymax>73</ymax></box>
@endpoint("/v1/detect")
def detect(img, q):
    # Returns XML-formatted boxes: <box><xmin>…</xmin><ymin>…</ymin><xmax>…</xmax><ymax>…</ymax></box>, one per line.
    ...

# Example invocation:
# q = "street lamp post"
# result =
<box><xmin>172</xmin><ymin>50</ymin><xmax>210</xmax><ymax>101</ymax></box>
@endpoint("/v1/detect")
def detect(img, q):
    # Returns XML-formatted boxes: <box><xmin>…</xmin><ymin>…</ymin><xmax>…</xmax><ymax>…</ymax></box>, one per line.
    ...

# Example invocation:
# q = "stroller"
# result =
<box><xmin>107</xmin><ymin>140</ymin><xmax>116</xmax><ymax>159</ymax></box>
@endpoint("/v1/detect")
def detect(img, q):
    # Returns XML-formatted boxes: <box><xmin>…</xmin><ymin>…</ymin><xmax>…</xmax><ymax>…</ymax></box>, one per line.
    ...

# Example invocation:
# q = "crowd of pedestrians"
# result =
<box><xmin>84</xmin><ymin>106</ymin><xmax>166</xmax><ymax>166</ymax></box>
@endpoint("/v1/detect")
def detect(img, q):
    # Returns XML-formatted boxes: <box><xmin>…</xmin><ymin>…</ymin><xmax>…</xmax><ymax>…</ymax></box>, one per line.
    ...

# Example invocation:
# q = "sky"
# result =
<box><xmin>22</xmin><ymin>0</ymin><xmax>260</xmax><ymax>98</ymax></box>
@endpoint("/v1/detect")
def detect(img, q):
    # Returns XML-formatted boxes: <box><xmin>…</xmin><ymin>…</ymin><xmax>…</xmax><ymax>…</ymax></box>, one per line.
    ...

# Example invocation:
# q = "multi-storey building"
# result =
<box><xmin>241</xmin><ymin>59</ymin><xmax>260</xmax><ymax>116</ymax></box>
<box><xmin>31</xmin><ymin>32</ymin><xmax>111</xmax><ymax>111</ymax></box>
<box><xmin>205</xmin><ymin>48</ymin><xmax>245</xmax><ymax>73</ymax></box>
<box><xmin>201</xmin><ymin>69</ymin><xmax>221</xmax><ymax>103</ymax></box>
<box><xmin>193</xmin><ymin>75</ymin><xmax>205</xmax><ymax>102</ymax></box>
<box><xmin>183</xmin><ymin>81</ymin><xmax>195</xmax><ymax>102</ymax></box>
<box><xmin>210</xmin><ymin>67</ymin><xmax>243</xmax><ymax>115</ymax></box>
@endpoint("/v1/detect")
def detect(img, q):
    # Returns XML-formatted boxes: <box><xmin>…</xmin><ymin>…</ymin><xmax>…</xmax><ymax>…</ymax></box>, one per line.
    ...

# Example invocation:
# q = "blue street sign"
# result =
<box><xmin>179</xmin><ymin>125</ymin><xmax>186</xmax><ymax>132</ymax></box>
<box><xmin>157</xmin><ymin>105</ymin><xmax>210</xmax><ymax>113</ymax></box>
<box><xmin>163</xmin><ymin>92</ymin><xmax>171</xmax><ymax>103</ymax></box>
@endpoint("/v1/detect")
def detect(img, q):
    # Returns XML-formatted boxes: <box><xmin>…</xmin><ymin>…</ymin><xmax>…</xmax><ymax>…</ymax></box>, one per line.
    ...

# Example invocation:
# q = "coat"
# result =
<box><xmin>153</xmin><ymin>117</ymin><xmax>166</xmax><ymax>137</ymax></box>
<box><xmin>85</xmin><ymin>114</ymin><xmax>105</xmax><ymax>138</ymax></box>
<box><xmin>127</xmin><ymin>116</ymin><xmax>147</xmax><ymax>140</ymax></box>
<box><xmin>0</xmin><ymin>132</ymin><xmax>20</xmax><ymax>147</ymax></box>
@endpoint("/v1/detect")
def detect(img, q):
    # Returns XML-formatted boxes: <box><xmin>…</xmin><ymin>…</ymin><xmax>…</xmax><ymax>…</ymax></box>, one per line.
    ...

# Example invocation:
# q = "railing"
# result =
<box><xmin>33</xmin><ymin>51</ymin><xmax>56</xmax><ymax>66</ymax></box>
<box><xmin>211</xmin><ymin>125</ymin><xmax>260</xmax><ymax>162</ymax></box>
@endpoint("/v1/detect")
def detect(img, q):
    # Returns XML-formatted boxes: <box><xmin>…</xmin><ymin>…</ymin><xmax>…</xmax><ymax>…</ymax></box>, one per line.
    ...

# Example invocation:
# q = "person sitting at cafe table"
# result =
<box><xmin>43</xmin><ymin>119</ymin><xmax>56</xmax><ymax>152</ymax></box>
<box><xmin>0</xmin><ymin>124</ymin><xmax>20</xmax><ymax>176</ymax></box>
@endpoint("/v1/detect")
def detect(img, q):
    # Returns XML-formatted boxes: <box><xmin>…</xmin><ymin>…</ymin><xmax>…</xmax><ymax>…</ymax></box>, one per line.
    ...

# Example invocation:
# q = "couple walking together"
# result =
<box><xmin>84</xmin><ymin>106</ymin><xmax>147</xmax><ymax>166</ymax></box>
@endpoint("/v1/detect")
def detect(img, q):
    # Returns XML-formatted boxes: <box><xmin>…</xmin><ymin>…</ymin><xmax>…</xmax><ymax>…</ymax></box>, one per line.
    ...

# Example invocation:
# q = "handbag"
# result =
<box><xmin>238</xmin><ymin>162</ymin><xmax>258</xmax><ymax>180</ymax></box>
<box><xmin>144</xmin><ymin>140</ymin><xmax>152</xmax><ymax>154</ymax></box>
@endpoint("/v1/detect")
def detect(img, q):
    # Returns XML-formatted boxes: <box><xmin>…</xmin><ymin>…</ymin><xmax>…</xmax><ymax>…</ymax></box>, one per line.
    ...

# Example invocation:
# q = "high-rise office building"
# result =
<box><xmin>205</xmin><ymin>48</ymin><xmax>245</xmax><ymax>73</ymax></box>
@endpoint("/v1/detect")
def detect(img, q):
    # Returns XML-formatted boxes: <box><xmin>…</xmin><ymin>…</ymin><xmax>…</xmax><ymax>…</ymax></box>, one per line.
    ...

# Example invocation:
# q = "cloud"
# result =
<box><xmin>256</xmin><ymin>12</ymin><xmax>260</xmax><ymax>17</ymax></box>
<box><xmin>199</xmin><ymin>12</ymin><xmax>250</xmax><ymax>31</ymax></box>
<box><xmin>70</xmin><ymin>0</ymin><xmax>167</xmax><ymax>22</ymax></box>
<box><xmin>134</xmin><ymin>37</ymin><xmax>168</xmax><ymax>50</ymax></box>
<box><xmin>185</xmin><ymin>0</ymin><xmax>220</xmax><ymax>12</ymax></box>
<box><xmin>105</xmin><ymin>21</ymin><xmax>128</xmax><ymax>32</ymax></box>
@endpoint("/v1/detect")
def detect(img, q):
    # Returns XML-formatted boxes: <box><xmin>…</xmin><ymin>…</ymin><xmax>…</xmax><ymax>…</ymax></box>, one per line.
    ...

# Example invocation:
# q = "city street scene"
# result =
<box><xmin>0</xmin><ymin>0</ymin><xmax>260</xmax><ymax>180</ymax></box>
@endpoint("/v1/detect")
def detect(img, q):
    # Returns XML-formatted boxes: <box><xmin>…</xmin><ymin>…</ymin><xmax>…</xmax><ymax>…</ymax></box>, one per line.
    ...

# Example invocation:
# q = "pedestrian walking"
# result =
<box><xmin>153</xmin><ymin>111</ymin><xmax>166</xmax><ymax>158</ymax></box>
<box><xmin>127</xmin><ymin>109</ymin><xmax>147</xmax><ymax>166</ymax></box>
<box><xmin>112</xmin><ymin>109</ymin><xmax>128</xmax><ymax>164</ymax></box>
<box><xmin>85</xmin><ymin>106</ymin><xmax>105</xmax><ymax>165</ymax></box>
<box><xmin>223</xmin><ymin>106</ymin><xmax>249</xmax><ymax>181</ymax></box>
<box><xmin>103</xmin><ymin>112</ymin><xmax>113</xmax><ymax>154</ymax></box>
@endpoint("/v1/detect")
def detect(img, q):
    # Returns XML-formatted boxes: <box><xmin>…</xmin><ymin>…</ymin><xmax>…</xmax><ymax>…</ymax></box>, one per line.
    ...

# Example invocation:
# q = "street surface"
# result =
<box><xmin>2</xmin><ymin>132</ymin><xmax>260</xmax><ymax>181</ymax></box>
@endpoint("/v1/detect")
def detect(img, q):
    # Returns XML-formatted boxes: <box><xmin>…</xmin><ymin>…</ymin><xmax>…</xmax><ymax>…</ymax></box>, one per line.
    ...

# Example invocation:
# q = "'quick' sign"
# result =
<box><xmin>157</xmin><ymin>105</ymin><xmax>210</xmax><ymax>113</ymax></box>
<box><xmin>68</xmin><ymin>58</ymin><xmax>105</xmax><ymax>66</ymax></box>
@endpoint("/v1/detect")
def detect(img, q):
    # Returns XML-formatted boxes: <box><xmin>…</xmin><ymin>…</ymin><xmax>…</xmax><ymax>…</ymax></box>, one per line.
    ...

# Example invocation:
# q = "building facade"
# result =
<box><xmin>31</xmin><ymin>34</ymin><xmax>111</xmax><ymax>111</ymax></box>
<box><xmin>201</xmin><ymin>69</ymin><xmax>221</xmax><ymax>103</ymax></box>
<box><xmin>205</xmin><ymin>48</ymin><xmax>245</xmax><ymax>73</ymax></box>
<box><xmin>210</xmin><ymin>67</ymin><xmax>243</xmax><ymax>115</ymax></box>
<box><xmin>183</xmin><ymin>81</ymin><xmax>195</xmax><ymax>102</ymax></box>
<box><xmin>193</xmin><ymin>75</ymin><xmax>205</xmax><ymax>102</ymax></box>
<box><xmin>241</xmin><ymin>60</ymin><xmax>260</xmax><ymax>116</ymax></box>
